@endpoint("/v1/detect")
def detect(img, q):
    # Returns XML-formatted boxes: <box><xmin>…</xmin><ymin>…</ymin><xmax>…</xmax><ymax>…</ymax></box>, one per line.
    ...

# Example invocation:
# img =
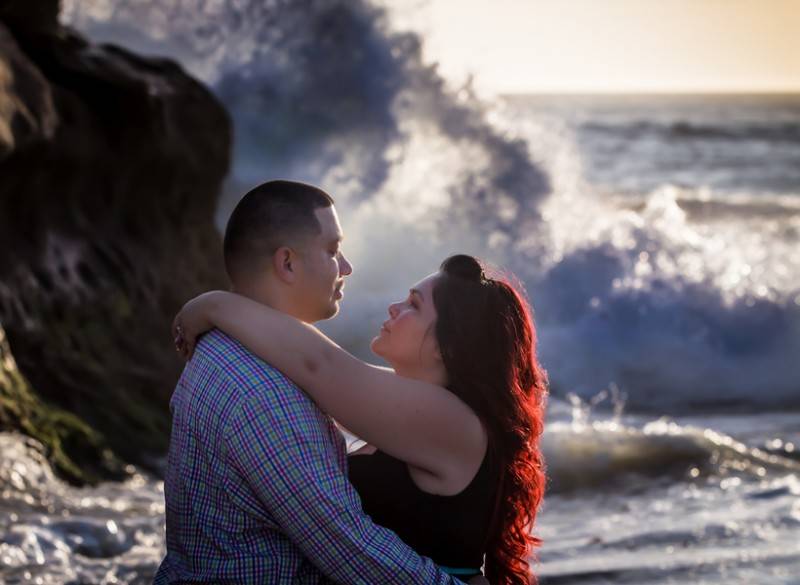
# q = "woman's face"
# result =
<box><xmin>370</xmin><ymin>272</ymin><xmax>442</xmax><ymax>372</ymax></box>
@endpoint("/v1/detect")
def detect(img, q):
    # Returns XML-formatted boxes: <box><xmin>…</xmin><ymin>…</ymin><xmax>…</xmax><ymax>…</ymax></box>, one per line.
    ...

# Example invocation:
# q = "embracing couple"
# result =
<box><xmin>154</xmin><ymin>180</ymin><xmax>547</xmax><ymax>584</ymax></box>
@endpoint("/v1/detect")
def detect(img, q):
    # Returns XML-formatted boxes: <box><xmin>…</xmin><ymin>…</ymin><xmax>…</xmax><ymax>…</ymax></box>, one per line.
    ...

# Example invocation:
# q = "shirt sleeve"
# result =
<box><xmin>223</xmin><ymin>380</ymin><xmax>463</xmax><ymax>585</ymax></box>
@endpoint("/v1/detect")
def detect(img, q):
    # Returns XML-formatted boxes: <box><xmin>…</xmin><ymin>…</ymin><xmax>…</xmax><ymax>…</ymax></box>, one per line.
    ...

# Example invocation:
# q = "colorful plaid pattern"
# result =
<box><xmin>154</xmin><ymin>329</ymin><xmax>462</xmax><ymax>584</ymax></box>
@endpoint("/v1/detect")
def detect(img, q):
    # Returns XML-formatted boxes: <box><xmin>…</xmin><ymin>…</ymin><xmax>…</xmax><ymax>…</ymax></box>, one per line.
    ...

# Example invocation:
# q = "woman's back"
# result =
<box><xmin>348</xmin><ymin>447</ymin><xmax>497</xmax><ymax>578</ymax></box>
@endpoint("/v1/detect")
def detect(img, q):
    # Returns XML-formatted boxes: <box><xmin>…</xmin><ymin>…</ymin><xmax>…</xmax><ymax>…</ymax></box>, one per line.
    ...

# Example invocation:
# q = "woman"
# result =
<box><xmin>173</xmin><ymin>254</ymin><xmax>547</xmax><ymax>584</ymax></box>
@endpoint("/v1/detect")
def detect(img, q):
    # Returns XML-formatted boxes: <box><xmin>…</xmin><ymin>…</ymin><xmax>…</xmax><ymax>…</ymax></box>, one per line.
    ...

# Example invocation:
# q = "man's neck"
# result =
<box><xmin>231</xmin><ymin>281</ymin><xmax>308</xmax><ymax>323</ymax></box>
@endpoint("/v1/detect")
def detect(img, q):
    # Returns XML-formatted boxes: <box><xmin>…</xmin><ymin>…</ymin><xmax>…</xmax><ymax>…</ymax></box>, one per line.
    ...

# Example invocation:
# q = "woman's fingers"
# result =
<box><xmin>176</xmin><ymin>313</ymin><xmax>198</xmax><ymax>361</ymax></box>
<box><xmin>172</xmin><ymin>313</ymin><xmax>192</xmax><ymax>361</ymax></box>
<box><xmin>183</xmin><ymin>332</ymin><xmax>196</xmax><ymax>361</ymax></box>
<box><xmin>172</xmin><ymin>293</ymin><xmax>217</xmax><ymax>361</ymax></box>
<box><xmin>171</xmin><ymin>312</ymin><xmax>184</xmax><ymax>340</ymax></box>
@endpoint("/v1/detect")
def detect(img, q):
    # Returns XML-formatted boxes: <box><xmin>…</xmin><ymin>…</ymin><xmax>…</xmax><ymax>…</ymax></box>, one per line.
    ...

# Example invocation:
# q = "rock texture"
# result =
<box><xmin>0</xmin><ymin>325</ymin><xmax>119</xmax><ymax>484</ymax></box>
<box><xmin>0</xmin><ymin>0</ymin><xmax>231</xmax><ymax>482</ymax></box>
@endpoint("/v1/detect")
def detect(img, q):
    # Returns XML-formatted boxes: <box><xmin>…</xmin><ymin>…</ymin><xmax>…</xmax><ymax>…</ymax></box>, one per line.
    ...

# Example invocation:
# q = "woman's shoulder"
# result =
<box><xmin>413</xmin><ymin>444</ymin><xmax>489</xmax><ymax>496</ymax></box>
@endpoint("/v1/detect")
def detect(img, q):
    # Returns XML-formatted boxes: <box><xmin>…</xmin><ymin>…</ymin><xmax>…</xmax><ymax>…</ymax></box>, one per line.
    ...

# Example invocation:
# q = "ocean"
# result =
<box><xmin>2</xmin><ymin>2</ymin><xmax>799</xmax><ymax>583</ymax></box>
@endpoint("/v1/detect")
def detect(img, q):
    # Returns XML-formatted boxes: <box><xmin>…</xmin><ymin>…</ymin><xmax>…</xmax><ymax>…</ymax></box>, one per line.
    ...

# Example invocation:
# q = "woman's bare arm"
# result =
<box><xmin>175</xmin><ymin>291</ymin><xmax>484</xmax><ymax>478</ymax></box>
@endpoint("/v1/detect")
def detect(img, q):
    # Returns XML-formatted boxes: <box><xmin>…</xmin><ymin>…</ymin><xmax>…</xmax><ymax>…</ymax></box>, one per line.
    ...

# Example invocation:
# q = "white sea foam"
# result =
<box><xmin>0</xmin><ymin>434</ymin><xmax>164</xmax><ymax>584</ymax></box>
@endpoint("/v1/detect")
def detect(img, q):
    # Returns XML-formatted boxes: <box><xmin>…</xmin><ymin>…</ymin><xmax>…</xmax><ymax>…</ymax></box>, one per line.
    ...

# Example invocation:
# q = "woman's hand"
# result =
<box><xmin>172</xmin><ymin>291</ymin><xmax>222</xmax><ymax>361</ymax></box>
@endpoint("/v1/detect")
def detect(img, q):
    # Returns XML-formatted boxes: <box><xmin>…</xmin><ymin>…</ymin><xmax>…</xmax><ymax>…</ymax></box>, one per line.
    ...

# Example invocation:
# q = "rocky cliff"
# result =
<box><xmin>0</xmin><ymin>0</ymin><xmax>231</xmax><ymax>483</ymax></box>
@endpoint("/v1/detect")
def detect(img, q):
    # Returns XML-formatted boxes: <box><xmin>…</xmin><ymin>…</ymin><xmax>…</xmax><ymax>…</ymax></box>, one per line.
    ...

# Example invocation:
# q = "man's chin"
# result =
<box><xmin>321</xmin><ymin>302</ymin><xmax>340</xmax><ymax>320</ymax></box>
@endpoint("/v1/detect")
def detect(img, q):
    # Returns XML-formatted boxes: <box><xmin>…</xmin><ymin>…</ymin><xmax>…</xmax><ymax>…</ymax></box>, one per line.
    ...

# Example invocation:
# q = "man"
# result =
<box><xmin>155</xmin><ymin>180</ymin><xmax>471</xmax><ymax>584</ymax></box>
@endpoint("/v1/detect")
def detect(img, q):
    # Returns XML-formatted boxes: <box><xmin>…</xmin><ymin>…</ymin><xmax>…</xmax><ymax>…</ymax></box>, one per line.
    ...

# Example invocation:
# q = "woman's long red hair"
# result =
<box><xmin>433</xmin><ymin>255</ymin><xmax>547</xmax><ymax>584</ymax></box>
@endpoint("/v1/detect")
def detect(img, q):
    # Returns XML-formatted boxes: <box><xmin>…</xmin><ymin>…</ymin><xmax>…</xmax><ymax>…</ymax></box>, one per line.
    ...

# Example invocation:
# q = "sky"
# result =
<box><xmin>386</xmin><ymin>0</ymin><xmax>800</xmax><ymax>94</ymax></box>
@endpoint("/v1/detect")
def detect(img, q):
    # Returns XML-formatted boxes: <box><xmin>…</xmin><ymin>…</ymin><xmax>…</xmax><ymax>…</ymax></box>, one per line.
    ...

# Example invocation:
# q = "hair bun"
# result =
<box><xmin>440</xmin><ymin>254</ymin><xmax>485</xmax><ymax>282</ymax></box>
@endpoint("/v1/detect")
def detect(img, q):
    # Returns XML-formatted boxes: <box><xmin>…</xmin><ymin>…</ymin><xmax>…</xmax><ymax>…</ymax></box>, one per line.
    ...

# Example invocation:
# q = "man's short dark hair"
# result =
<box><xmin>223</xmin><ymin>180</ymin><xmax>334</xmax><ymax>282</ymax></box>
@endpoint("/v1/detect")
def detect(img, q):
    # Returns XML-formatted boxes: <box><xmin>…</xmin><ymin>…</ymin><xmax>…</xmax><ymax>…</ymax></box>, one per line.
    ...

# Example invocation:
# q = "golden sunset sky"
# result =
<box><xmin>388</xmin><ymin>0</ymin><xmax>800</xmax><ymax>94</ymax></box>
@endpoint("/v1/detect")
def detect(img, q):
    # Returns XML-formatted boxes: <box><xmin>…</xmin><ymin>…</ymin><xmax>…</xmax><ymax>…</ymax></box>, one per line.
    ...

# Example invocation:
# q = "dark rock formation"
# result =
<box><xmin>0</xmin><ymin>0</ymin><xmax>231</xmax><ymax>483</ymax></box>
<box><xmin>0</xmin><ymin>324</ymin><xmax>119</xmax><ymax>484</ymax></box>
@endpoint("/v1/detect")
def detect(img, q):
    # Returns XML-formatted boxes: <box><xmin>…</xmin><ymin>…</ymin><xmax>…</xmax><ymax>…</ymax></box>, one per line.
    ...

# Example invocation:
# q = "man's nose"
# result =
<box><xmin>388</xmin><ymin>302</ymin><xmax>400</xmax><ymax>318</ymax></box>
<box><xmin>338</xmin><ymin>253</ymin><xmax>353</xmax><ymax>276</ymax></box>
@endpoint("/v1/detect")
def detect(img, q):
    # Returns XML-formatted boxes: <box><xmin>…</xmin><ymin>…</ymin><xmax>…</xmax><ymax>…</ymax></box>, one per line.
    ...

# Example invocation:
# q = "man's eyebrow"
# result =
<box><xmin>410</xmin><ymin>288</ymin><xmax>424</xmax><ymax>301</ymax></box>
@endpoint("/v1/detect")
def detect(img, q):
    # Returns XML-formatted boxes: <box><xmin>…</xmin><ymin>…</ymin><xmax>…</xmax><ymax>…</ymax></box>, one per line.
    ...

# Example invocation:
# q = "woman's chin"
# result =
<box><xmin>369</xmin><ymin>336</ymin><xmax>385</xmax><ymax>357</ymax></box>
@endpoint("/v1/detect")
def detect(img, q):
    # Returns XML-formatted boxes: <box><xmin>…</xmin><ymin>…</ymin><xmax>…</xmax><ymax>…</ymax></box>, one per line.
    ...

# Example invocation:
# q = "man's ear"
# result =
<box><xmin>272</xmin><ymin>246</ymin><xmax>297</xmax><ymax>284</ymax></box>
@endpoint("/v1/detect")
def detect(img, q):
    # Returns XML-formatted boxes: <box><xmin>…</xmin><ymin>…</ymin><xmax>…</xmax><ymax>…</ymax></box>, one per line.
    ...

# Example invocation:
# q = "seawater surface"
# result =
<box><xmin>2</xmin><ymin>404</ymin><xmax>799</xmax><ymax>584</ymax></box>
<box><xmin>0</xmin><ymin>434</ymin><xmax>164</xmax><ymax>584</ymax></box>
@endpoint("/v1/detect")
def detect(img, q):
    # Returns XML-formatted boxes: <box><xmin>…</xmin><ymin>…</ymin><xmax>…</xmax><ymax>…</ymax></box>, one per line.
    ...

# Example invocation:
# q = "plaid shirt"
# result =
<box><xmin>154</xmin><ymin>329</ymin><xmax>462</xmax><ymax>584</ymax></box>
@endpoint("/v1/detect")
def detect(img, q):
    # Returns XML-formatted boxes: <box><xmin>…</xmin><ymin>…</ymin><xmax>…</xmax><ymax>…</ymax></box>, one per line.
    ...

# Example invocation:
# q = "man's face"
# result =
<box><xmin>292</xmin><ymin>206</ymin><xmax>353</xmax><ymax>322</ymax></box>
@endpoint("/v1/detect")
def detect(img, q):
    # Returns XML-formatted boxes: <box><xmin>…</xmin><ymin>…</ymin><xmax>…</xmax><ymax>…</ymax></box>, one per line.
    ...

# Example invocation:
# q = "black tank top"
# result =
<box><xmin>347</xmin><ymin>447</ymin><xmax>497</xmax><ymax>571</ymax></box>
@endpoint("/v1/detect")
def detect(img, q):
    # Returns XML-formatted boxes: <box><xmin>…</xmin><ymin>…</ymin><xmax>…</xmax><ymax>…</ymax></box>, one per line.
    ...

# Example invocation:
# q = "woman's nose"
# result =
<box><xmin>388</xmin><ymin>302</ymin><xmax>400</xmax><ymax>318</ymax></box>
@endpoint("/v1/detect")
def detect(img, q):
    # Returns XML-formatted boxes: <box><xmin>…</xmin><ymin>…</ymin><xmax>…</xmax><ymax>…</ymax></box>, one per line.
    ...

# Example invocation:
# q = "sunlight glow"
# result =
<box><xmin>387</xmin><ymin>0</ymin><xmax>800</xmax><ymax>94</ymax></box>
